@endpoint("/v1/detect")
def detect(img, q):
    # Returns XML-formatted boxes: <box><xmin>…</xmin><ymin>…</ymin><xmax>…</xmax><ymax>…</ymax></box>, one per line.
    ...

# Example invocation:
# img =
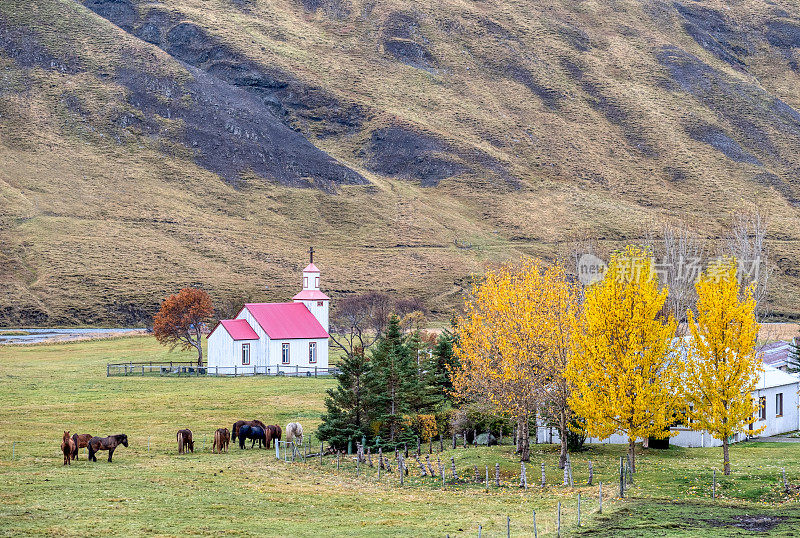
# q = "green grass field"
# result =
<box><xmin>1</xmin><ymin>336</ymin><xmax>800</xmax><ymax>536</ymax></box>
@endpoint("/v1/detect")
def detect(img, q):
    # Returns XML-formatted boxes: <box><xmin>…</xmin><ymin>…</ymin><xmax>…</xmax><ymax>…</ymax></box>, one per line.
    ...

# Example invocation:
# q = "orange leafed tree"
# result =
<box><xmin>452</xmin><ymin>258</ymin><xmax>580</xmax><ymax>462</ymax></box>
<box><xmin>153</xmin><ymin>288</ymin><xmax>214</xmax><ymax>366</ymax></box>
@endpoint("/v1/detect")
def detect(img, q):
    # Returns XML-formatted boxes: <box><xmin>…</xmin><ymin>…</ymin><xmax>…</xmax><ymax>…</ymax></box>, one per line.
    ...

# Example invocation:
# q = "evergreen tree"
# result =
<box><xmin>364</xmin><ymin>315</ymin><xmax>419</xmax><ymax>443</ymax></box>
<box><xmin>317</xmin><ymin>348</ymin><xmax>371</xmax><ymax>450</ymax></box>
<box><xmin>788</xmin><ymin>338</ymin><xmax>800</xmax><ymax>373</ymax></box>
<box><xmin>431</xmin><ymin>329</ymin><xmax>458</xmax><ymax>397</ymax></box>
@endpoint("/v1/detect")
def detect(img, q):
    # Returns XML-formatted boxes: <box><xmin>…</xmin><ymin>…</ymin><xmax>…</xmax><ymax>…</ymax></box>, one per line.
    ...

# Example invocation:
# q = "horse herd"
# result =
<box><xmin>60</xmin><ymin>421</ymin><xmax>304</xmax><ymax>465</ymax></box>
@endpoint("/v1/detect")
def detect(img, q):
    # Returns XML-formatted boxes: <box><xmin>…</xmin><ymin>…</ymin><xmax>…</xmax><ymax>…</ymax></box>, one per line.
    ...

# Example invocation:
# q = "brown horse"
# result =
<box><xmin>213</xmin><ymin>428</ymin><xmax>230</xmax><ymax>453</ymax></box>
<box><xmin>71</xmin><ymin>433</ymin><xmax>93</xmax><ymax>460</ymax></box>
<box><xmin>232</xmin><ymin>420</ymin><xmax>266</xmax><ymax>442</ymax></box>
<box><xmin>61</xmin><ymin>431</ymin><xmax>76</xmax><ymax>466</ymax></box>
<box><xmin>177</xmin><ymin>429</ymin><xmax>194</xmax><ymax>454</ymax></box>
<box><xmin>267</xmin><ymin>425</ymin><xmax>282</xmax><ymax>445</ymax></box>
<box><xmin>87</xmin><ymin>434</ymin><xmax>128</xmax><ymax>462</ymax></box>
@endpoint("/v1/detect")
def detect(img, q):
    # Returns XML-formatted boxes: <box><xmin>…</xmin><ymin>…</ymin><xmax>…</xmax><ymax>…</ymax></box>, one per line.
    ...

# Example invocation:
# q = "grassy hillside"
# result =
<box><xmin>1</xmin><ymin>0</ymin><xmax>800</xmax><ymax>325</ymax></box>
<box><xmin>2</xmin><ymin>337</ymin><xmax>800</xmax><ymax>536</ymax></box>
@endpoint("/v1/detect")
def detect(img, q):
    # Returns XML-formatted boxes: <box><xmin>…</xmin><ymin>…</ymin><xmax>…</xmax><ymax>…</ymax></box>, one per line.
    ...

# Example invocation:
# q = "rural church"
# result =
<box><xmin>207</xmin><ymin>256</ymin><xmax>330</xmax><ymax>375</ymax></box>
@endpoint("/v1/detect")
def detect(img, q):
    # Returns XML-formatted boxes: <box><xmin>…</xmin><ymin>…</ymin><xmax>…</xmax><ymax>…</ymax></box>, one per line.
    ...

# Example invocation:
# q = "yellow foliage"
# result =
<box><xmin>452</xmin><ymin>258</ymin><xmax>580</xmax><ymax>458</ymax></box>
<box><xmin>416</xmin><ymin>414</ymin><xmax>438</xmax><ymax>442</ymax></box>
<box><xmin>566</xmin><ymin>246</ymin><xmax>681</xmax><ymax>460</ymax></box>
<box><xmin>684</xmin><ymin>258</ymin><xmax>763</xmax><ymax>472</ymax></box>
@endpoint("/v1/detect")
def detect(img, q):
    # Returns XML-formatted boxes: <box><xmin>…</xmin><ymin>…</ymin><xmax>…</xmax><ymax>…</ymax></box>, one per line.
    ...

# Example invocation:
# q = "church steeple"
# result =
<box><xmin>294</xmin><ymin>248</ymin><xmax>329</xmax><ymax>331</ymax></box>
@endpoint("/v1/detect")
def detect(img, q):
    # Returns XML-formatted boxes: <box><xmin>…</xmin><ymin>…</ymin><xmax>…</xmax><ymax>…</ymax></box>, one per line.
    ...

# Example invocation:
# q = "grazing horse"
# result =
<box><xmin>87</xmin><ymin>434</ymin><xmax>128</xmax><ymax>462</ymax></box>
<box><xmin>285</xmin><ymin>422</ymin><xmax>303</xmax><ymax>445</ymax></box>
<box><xmin>71</xmin><ymin>433</ymin><xmax>93</xmax><ymax>460</ymax></box>
<box><xmin>213</xmin><ymin>428</ymin><xmax>230</xmax><ymax>453</ymax></box>
<box><xmin>269</xmin><ymin>424</ymin><xmax>282</xmax><ymax>442</ymax></box>
<box><xmin>61</xmin><ymin>431</ymin><xmax>76</xmax><ymax>466</ymax></box>
<box><xmin>232</xmin><ymin>420</ymin><xmax>266</xmax><ymax>442</ymax></box>
<box><xmin>238</xmin><ymin>425</ymin><xmax>268</xmax><ymax>449</ymax></box>
<box><xmin>177</xmin><ymin>429</ymin><xmax>194</xmax><ymax>454</ymax></box>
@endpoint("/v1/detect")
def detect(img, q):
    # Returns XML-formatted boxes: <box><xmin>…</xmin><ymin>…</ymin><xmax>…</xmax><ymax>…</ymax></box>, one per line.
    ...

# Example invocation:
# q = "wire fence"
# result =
<box><xmin>106</xmin><ymin>362</ymin><xmax>340</xmax><ymax>377</ymax></box>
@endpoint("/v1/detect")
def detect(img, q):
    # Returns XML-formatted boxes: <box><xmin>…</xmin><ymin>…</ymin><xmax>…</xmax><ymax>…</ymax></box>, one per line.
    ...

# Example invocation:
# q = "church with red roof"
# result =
<box><xmin>206</xmin><ymin>255</ymin><xmax>330</xmax><ymax>374</ymax></box>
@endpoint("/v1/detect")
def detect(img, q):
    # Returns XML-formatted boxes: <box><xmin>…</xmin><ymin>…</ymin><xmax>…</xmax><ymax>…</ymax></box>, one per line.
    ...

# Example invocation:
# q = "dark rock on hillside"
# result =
<box><xmin>659</xmin><ymin>47</ymin><xmax>800</xmax><ymax>161</ymax></box>
<box><xmin>83</xmin><ymin>1</ymin><xmax>368</xmax><ymax>139</ymax></box>
<box><xmin>383</xmin><ymin>38</ymin><xmax>436</xmax><ymax>70</ymax></box>
<box><xmin>581</xmin><ymin>80</ymin><xmax>658</xmax><ymax>157</ymax></box>
<box><xmin>674</xmin><ymin>3</ymin><xmax>751</xmax><ymax>68</ymax></box>
<box><xmin>382</xmin><ymin>11</ymin><xmax>436</xmax><ymax>70</ymax></box>
<box><xmin>84</xmin><ymin>0</ymin><xmax>138</xmax><ymax>30</ymax></box>
<box><xmin>765</xmin><ymin>21</ymin><xmax>800</xmax><ymax>49</ymax></box>
<box><xmin>364</xmin><ymin>126</ymin><xmax>516</xmax><ymax>188</ymax></box>
<box><xmin>119</xmin><ymin>66</ymin><xmax>367</xmax><ymax>189</ymax></box>
<box><xmin>0</xmin><ymin>20</ymin><xmax>80</xmax><ymax>73</ymax></box>
<box><xmin>686</xmin><ymin>123</ymin><xmax>761</xmax><ymax>164</ymax></box>
<box><xmin>296</xmin><ymin>0</ymin><xmax>352</xmax><ymax>20</ymax></box>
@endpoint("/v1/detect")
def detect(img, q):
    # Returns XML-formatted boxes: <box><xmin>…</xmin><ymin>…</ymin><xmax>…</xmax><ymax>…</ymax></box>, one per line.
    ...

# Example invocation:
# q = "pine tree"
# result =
<box><xmin>788</xmin><ymin>337</ymin><xmax>800</xmax><ymax>374</ymax></box>
<box><xmin>364</xmin><ymin>315</ymin><xmax>419</xmax><ymax>443</ymax></box>
<box><xmin>317</xmin><ymin>348</ymin><xmax>371</xmax><ymax>450</ymax></box>
<box><xmin>430</xmin><ymin>329</ymin><xmax>457</xmax><ymax>401</ymax></box>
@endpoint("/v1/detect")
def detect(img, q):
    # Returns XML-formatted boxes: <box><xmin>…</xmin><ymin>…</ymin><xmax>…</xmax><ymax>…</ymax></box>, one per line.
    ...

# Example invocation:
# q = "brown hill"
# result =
<box><xmin>1</xmin><ymin>0</ymin><xmax>799</xmax><ymax>325</ymax></box>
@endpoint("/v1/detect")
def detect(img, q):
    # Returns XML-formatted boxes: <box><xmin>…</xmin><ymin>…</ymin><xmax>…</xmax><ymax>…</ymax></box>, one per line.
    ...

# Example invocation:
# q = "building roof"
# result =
<box><xmin>244</xmin><ymin>302</ymin><xmax>329</xmax><ymax>339</ymax></box>
<box><xmin>303</xmin><ymin>263</ymin><xmax>320</xmax><ymax>273</ymax></box>
<box><xmin>757</xmin><ymin>364</ymin><xmax>799</xmax><ymax>390</ymax></box>
<box><xmin>209</xmin><ymin>319</ymin><xmax>259</xmax><ymax>341</ymax></box>
<box><xmin>292</xmin><ymin>289</ymin><xmax>330</xmax><ymax>301</ymax></box>
<box><xmin>761</xmin><ymin>341</ymin><xmax>792</xmax><ymax>368</ymax></box>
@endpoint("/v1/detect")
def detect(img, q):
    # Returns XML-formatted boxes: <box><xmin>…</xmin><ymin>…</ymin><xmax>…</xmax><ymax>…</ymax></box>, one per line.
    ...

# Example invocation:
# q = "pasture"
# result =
<box><xmin>1</xmin><ymin>336</ymin><xmax>800</xmax><ymax>536</ymax></box>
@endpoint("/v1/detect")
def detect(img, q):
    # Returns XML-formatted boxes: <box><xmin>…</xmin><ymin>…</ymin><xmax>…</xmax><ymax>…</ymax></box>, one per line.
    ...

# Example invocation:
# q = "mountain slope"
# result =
<box><xmin>1</xmin><ymin>0</ymin><xmax>800</xmax><ymax>325</ymax></box>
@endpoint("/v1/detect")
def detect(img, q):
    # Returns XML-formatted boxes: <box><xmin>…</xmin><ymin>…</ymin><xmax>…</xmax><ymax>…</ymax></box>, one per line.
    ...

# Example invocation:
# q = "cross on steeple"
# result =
<box><xmin>309</xmin><ymin>246</ymin><xmax>314</xmax><ymax>264</ymax></box>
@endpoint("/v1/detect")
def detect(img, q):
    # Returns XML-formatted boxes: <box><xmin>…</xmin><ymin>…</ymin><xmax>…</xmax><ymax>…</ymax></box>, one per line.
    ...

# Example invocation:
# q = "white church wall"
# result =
<box><xmin>267</xmin><ymin>337</ymin><xmax>329</xmax><ymax>371</ymax></box>
<box><xmin>297</xmin><ymin>299</ymin><xmax>329</xmax><ymax>331</ymax></box>
<box><xmin>207</xmin><ymin>328</ymin><xmax>259</xmax><ymax>375</ymax></box>
<box><xmin>235</xmin><ymin>307</ymin><xmax>269</xmax><ymax>367</ymax></box>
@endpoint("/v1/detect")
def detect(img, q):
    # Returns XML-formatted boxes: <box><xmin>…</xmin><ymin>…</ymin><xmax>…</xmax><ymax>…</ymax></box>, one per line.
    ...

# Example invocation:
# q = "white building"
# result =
<box><xmin>537</xmin><ymin>364</ymin><xmax>800</xmax><ymax>448</ymax></box>
<box><xmin>206</xmin><ymin>261</ymin><xmax>330</xmax><ymax>375</ymax></box>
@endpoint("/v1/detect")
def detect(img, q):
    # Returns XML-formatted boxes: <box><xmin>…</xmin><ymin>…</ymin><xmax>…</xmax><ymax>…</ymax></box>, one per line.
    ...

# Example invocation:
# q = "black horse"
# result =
<box><xmin>238</xmin><ymin>425</ymin><xmax>267</xmax><ymax>449</ymax></box>
<box><xmin>87</xmin><ymin>434</ymin><xmax>128</xmax><ymax>462</ymax></box>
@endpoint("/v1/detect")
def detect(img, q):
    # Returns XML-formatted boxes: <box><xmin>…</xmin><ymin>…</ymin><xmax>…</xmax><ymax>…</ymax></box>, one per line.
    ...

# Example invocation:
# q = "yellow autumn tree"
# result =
<box><xmin>452</xmin><ymin>258</ymin><xmax>579</xmax><ymax>462</ymax></box>
<box><xmin>684</xmin><ymin>258</ymin><xmax>763</xmax><ymax>475</ymax></box>
<box><xmin>566</xmin><ymin>246</ymin><xmax>681</xmax><ymax>472</ymax></box>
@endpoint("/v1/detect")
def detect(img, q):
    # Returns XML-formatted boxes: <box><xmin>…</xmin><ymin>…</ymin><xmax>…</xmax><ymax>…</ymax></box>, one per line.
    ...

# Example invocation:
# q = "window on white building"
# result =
<box><xmin>758</xmin><ymin>396</ymin><xmax>767</xmax><ymax>420</ymax></box>
<box><xmin>282</xmin><ymin>343</ymin><xmax>290</xmax><ymax>364</ymax></box>
<box><xmin>304</xmin><ymin>277</ymin><xmax>308</xmax><ymax>288</ymax></box>
<box><xmin>309</xmin><ymin>342</ymin><xmax>317</xmax><ymax>363</ymax></box>
<box><xmin>242</xmin><ymin>343</ymin><xmax>250</xmax><ymax>365</ymax></box>
<box><xmin>317</xmin><ymin>301</ymin><xmax>323</xmax><ymax>307</ymax></box>
<box><xmin>315</xmin><ymin>276</ymin><xmax>319</xmax><ymax>288</ymax></box>
<box><xmin>776</xmin><ymin>393</ymin><xmax>784</xmax><ymax>417</ymax></box>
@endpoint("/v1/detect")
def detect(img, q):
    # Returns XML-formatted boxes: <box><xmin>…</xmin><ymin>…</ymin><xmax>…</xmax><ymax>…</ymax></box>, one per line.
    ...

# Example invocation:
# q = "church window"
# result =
<box><xmin>317</xmin><ymin>301</ymin><xmax>323</xmax><ymax>307</ymax></box>
<box><xmin>309</xmin><ymin>342</ymin><xmax>317</xmax><ymax>363</ymax></box>
<box><xmin>282</xmin><ymin>343</ymin><xmax>290</xmax><ymax>364</ymax></box>
<box><xmin>241</xmin><ymin>343</ymin><xmax>250</xmax><ymax>365</ymax></box>
<box><xmin>304</xmin><ymin>277</ymin><xmax>308</xmax><ymax>288</ymax></box>
<box><xmin>315</xmin><ymin>276</ymin><xmax>320</xmax><ymax>288</ymax></box>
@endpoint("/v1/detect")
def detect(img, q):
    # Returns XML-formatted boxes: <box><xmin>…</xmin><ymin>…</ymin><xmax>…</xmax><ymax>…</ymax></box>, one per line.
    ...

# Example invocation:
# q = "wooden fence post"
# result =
<box><xmin>577</xmin><ymin>493</ymin><xmax>581</xmax><ymax>527</ymax></box>
<box><xmin>588</xmin><ymin>460</ymin><xmax>593</xmax><ymax>486</ymax></box>
<box><xmin>452</xmin><ymin>434</ymin><xmax>456</xmax><ymax>450</ymax></box>
<box><xmin>495</xmin><ymin>463</ymin><xmax>500</xmax><ymax>487</ymax></box>
<box><xmin>379</xmin><ymin>447</ymin><xmax>384</xmax><ymax>470</ymax></box>
<box><xmin>427</xmin><ymin>455</ymin><xmax>435</xmax><ymax>477</ymax></box>
<box><xmin>485</xmin><ymin>465</ymin><xmax>489</xmax><ymax>492</ymax></box>
<box><xmin>557</xmin><ymin>500</ymin><xmax>561</xmax><ymax>537</ymax></box>
<box><xmin>474</xmin><ymin>465</ymin><xmax>479</xmax><ymax>482</ymax></box>
<box><xmin>541</xmin><ymin>462</ymin><xmax>546</xmax><ymax>488</ymax></box>
<box><xmin>439</xmin><ymin>436</ymin><xmax>444</xmax><ymax>452</ymax></box>
<box><xmin>399</xmin><ymin>455</ymin><xmax>404</xmax><ymax>486</ymax></box>
<box><xmin>783</xmin><ymin>467</ymin><xmax>788</xmax><ymax>493</ymax></box>
<box><xmin>568</xmin><ymin>454</ymin><xmax>573</xmax><ymax>488</ymax></box>
<box><xmin>337</xmin><ymin>450</ymin><xmax>340</xmax><ymax>472</ymax></box>
<box><xmin>599</xmin><ymin>481</ymin><xmax>603</xmax><ymax>513</ymax></box>
<box><xmin>463</xmin><ymin>433</ymin><xmax>467</xmax><ymax>449</ymax></box>
<box><xmin>533</xmin><ymin>509</ymin><xmax>537</xmax><ymax>538</ymax></box>
<box><xmin>451</xmin><ymin>456</ymin><xmax>458</xmax><ymax>480</ymax></box>
<box><xmin>563</xmin><ymin>459</ymin><xmax>569</xmax><ymax>486</ymax></box>
<box><xmin>713</xmin><ymin>469</ymin><xmax>716</xmax><ymax>499</ymax></box>
<box><xmin>619</xmin><ymin>457</ymin><xmax>624</xmax><ymax>498</ymax></box>
<box><xmin>506</xmin><ymin>515</ymin><xmax>510</xmax><ymax>538</ymax></box>
<box><xmin>417</xmin><ymin>455</ymin><xmax>426</xmax><ymax>476</ymax></box>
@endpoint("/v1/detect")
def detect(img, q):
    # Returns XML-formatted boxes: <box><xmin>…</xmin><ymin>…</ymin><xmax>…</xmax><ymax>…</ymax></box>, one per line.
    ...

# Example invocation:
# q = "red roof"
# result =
<box><xmin>245</xmin><ymin>303</ymin><xmax>329</xmax><ymax>339</ymax></box>
<box><xmin>303</xmin><ymin>263</ymin><xmax>320</xmax><ymax>273</ymax></box>
<box><xmin>293</xmin><ymin>289</ymin><xmax>330</xmax><ymax>301</ymax></box>
<box><xmin>210</xmin><ymin>319</ymin><xmax>259</xmax><ymax>340</ymax></box>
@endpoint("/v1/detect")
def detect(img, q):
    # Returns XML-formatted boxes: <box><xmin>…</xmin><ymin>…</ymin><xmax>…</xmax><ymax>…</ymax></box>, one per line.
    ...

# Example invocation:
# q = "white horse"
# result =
<box><xmin>285</xmin><ymin>422</ymin><xmax>303</xmax><ymax>445</ymax></box>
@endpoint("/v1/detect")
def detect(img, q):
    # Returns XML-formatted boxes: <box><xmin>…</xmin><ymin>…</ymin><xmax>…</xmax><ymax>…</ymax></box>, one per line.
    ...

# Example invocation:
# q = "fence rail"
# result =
<box><xmin>106</xmin><ymin>362</ymin><xmax>339</xmax><ymax>377</ymax></box>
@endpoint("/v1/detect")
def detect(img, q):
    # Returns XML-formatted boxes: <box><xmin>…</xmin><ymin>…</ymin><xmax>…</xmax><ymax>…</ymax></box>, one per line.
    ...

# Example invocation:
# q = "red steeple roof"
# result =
<box><xmin>303</xmin><ymin>263</ymin><xmax>320</xmax><ymax>273</ymax></box>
